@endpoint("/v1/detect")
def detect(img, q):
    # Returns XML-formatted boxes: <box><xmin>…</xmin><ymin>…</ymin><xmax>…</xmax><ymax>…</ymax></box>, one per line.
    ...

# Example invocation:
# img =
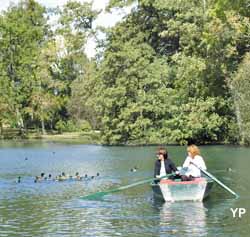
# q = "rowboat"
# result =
<box><xmin>151</xmin><ymin>177</ymin><xmax>214</xmax><ymax>202</ymax></box>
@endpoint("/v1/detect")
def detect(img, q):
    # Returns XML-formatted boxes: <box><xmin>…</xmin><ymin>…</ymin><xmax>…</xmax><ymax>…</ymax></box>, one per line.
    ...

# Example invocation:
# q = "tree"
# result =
<box><xmin>96</xmin><ymin>0</ymin><xmax>235</xmax><ymax>144</ymax></box>
<box><xmin>95</xmin><ymin>10</ymin><xmax>176</xmax><ymax>144</ymax></box>
<box><xmin>67</xmin><ymin>61</ymin><xmax>100</xmax><ymax>129</ymax></box>
<box><xmin>24</xmin><ymin>41</ymin><xmax>62</xmax><ymax>134</ymax></box>
<box><xmin>55</xmin><ymin>1</ymin><xmax>98</xmax><ymax>97</ymax></box>
<box><xmin>51</xmin><ymin>1</ymin><xmax>99</xmax><ymax>129</ymax></box>
<box><xmin>0</xmin><ymin>0</ymin><xmax>50</xmax><ymax>132</ymax></box>
<box><xmin>231</xmin><ymin>53</ymin><xmax>250</xmax><ymax>145</ymax></box>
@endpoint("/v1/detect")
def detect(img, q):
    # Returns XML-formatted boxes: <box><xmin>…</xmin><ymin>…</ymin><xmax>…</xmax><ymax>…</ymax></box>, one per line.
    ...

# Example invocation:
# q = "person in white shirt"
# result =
<box><xmin>181</xmin><ymin>144</ymin><xmax>206</xmax><ymax>181</ymax></box>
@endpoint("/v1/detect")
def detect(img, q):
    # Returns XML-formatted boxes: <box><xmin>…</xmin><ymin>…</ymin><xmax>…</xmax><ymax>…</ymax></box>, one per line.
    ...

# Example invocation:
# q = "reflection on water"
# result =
<box><xmin>158</xmin><ymin>201</ymin><xmax>207</xmax><ymax>237</ymax></box>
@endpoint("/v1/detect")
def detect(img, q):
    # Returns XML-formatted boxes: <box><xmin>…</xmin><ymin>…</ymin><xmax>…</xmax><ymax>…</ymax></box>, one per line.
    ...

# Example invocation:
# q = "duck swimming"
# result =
<box><xmin>16</xmin><ymin>176</ymin><xmax>21</xmax><ymax>183</ymax></box>
<box><xmin>130</xmin><ymin>166</ymin><xmax>138</xmax><ymax>172</ymax></box>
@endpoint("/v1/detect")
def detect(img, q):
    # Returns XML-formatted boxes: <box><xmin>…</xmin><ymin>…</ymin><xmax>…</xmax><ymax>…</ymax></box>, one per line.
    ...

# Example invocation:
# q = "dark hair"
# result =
<box><xmin>157</xmin><ymin>147</ymin><xmax>168</xmax><ymax>159</ymax></box>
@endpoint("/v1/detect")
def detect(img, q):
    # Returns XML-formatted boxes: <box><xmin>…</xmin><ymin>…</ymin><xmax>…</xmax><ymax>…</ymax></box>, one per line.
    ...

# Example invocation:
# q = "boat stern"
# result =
<box><xmin>151</xmin><ymin>178</ymin><xmax>213</xmax><ymax>202</ymax></box>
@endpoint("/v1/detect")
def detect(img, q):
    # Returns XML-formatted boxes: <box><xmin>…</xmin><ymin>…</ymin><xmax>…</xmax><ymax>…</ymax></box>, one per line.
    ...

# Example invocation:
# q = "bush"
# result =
<box><xmin>79</xmin><ymin>120</ymin><xmax>92</xmax><ymax>132</ymax></box>
<box><xmin>55</xmin><ymin>120</ymin><xmax>92</xmax><ymax>133</ymax></box>
<box><xmin>55</xmin><ymin>120</ymin><xmax>78</xmax><ymax>133</ymax></box>
<box><xmin>55</xmin><ymin>120</ymin><xmax>66</xmax><ymax>133</ymax></box>
<box><xmin>66</xmin><ymin>120</ymin><xmax>78</xmax><ymax>132</ymax></box>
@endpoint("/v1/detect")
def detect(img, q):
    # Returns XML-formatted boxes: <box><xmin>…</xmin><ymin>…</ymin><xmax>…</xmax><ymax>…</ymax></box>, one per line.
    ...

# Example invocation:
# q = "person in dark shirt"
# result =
<box><xmin>154</xmin><ymin>147</ymin><xmax>178</xmax><ymax>179</ymax></box>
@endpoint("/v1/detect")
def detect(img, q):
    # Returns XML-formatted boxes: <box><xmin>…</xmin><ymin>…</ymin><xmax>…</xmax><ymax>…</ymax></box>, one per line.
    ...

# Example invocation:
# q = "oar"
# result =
<box><xmin>191</xmin><ymin>162</ymin><xmax>239</xmax><ymax>198</ymax></box>
<box><xmin>80</xmin><ymin>173</ymin><xmax>174</xmax><ymax>200</ymax></box>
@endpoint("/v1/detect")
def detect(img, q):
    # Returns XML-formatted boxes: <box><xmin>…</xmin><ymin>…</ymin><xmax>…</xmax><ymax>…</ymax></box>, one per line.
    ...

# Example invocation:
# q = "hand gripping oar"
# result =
<box><xmin>80</xmin><ymin>173</ymin><xmax>174</xmax><ymax>200</ymax></box>
<box><xmin>190</xmin><ymin>162</ymin><xmax>239</xmax><ymax>198</ymax></box>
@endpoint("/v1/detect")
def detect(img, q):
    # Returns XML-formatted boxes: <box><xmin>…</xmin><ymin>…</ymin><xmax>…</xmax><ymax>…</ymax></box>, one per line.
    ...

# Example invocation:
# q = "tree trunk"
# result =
<box><xmin>50</xmin><ymin>119</ymin><xmax>53</xmax><ymax>130</ymax></box>
<box><xmin>0</xmin><ymin>120</ymin><xmax>2</xmax><ymax>136</ymax></box>
<box><xmin>232</xmin><ymin>88</ymin><xmax>244</xmax><ymax>142</ymax></box>
<box><xmin>41</xmin><ymin>119</ymin><xmax>46</xmax><ymax>135</ymax></box>
<box><xmin>16</xmin><ymin>108</ymin><xmax>25</xmax><ymax>135</ymax></box>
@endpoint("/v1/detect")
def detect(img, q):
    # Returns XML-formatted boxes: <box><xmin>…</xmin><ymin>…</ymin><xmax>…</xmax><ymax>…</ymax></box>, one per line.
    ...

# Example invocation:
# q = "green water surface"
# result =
<box><xmin>0</xmin><ymin>141</ymin><xmax>249</xmax><ymax>237</ymax></box>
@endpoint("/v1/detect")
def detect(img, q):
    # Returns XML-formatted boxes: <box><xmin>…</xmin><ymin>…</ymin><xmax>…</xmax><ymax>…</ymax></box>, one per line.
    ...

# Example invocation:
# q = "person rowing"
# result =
<box><xmin>154</xmin><ymin>147</ymin><xmax>178</xmax><ymax>181</ymax></box>
<box><xmin>180</xmin><ymin>144</ymin><xmax>207</xmax><ymax>181</ymax></box>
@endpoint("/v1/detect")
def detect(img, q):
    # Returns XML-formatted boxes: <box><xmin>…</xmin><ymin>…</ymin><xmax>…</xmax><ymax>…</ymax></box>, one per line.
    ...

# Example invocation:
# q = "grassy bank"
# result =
<box><xmin>0</xmin><ymin>128</ymin><xmax>232</xmax><ymax>146</ymax></box>
<box><xmin>0</xmin><ymin>129</ymin><xmax>101</xmax><ymax>144</ymax></box>
<box><xmin>30</xmin><ymin>132</ymin><xmax>101</xmax><ymax>144</ymax></box>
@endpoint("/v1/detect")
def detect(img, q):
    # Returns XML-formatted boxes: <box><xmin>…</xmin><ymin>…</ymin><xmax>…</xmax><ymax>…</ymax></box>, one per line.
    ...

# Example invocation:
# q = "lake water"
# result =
<box><xmin>0</xmin><ymin>141</ymin><xmax>249</xmax><ymax>237</ymax></box>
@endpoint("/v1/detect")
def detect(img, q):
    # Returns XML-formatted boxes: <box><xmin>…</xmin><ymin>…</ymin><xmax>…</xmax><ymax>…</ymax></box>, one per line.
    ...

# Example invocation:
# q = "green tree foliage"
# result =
<box><xmin>98</xmin><ymin>44</ymin><xmax>171</xmax><ymax>143</ymax></box>
<box><xmin>231</xmin><ymin>53</ymin><xmax>250</xmax><ymax>145</ymax></box>
<box><xmin>96</xmin><ymin>0</ymin><xmax>243</xmax><ymax>144</ymax></box>
<box><xmin>0</xmin><ymin>0</ymin><xmax>49</xmax><ymax>131</ymax></box>
<box><xmin>0</xmin><ymin>0</ymin><xmax>98</xmax><ymax>135</ymax></box>
<box><xmin>25</xmin><ymin>41</ymin><xmax>63</xmax><ymax>134</ymax></box>
<box><xmin>0</xmin><ymin>78</ymin><xmax>14</xmax><ymax>134</ymax></box>
<box><xmin>55</xmin><ymin>1</ymin><xmax>99</xmax><ymax>129</ymax></box>
<box><xmin>67</xmin><ymin>61</ymin><xmax>99</xmax><ymax>129</ymax></box>
<box><xmin>1</xmin><ymin>0</ymin><xmax>250</xmax><ymax>144</ymax></box>
<box><xmin>55</xmin><ymin>1</ymin><xmax>98</xmax><ymax>96</ymax></box>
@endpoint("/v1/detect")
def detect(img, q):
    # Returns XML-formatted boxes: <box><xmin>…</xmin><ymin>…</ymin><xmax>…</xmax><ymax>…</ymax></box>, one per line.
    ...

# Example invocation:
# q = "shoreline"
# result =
<box><xmin>0</xmin><ymin>131</ymin><xmax>238</xmax><ymax>146</ymax></box>
<box><xmin>0</xmin><ymin>130</ymin><xmax>101</xmax><ymax>144</ymax></box>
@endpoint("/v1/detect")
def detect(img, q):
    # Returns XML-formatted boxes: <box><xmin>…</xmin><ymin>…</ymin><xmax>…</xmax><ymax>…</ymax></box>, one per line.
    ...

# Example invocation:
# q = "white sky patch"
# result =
<box><xmin>0</xmin><ymin>0</ymin><xmax>133</xmax><ymax>58</ymax></box>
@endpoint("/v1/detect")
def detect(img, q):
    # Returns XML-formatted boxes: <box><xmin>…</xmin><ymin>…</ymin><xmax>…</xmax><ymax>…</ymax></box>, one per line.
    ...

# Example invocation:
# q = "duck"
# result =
<box><xmin>34</xmin><ymin>176</ymin><xmax>41</xmax><ymax>183</ymax></box>
<box><xmin>58</xmin><ymin>172</ymin><xmax>68</xmax><ymax>181</ymax></box>
<box><xmin>75</xmin><ymin>172</ymin><xmax>81</xmax><ymax>180</ymax></box>
<box><xmin>47</xmin><ymin>174</ymin><xmax>52</xmax><ymax>180</ymax></box>
<box><xmin>130</xmin><ymin>166</ymin><xmax>138</xmax><ymax>172</ymax></box>
<box><xmin>16</xmin><ymin>176</ymin><xmax>21</xmax><ymax>183</ymax></box>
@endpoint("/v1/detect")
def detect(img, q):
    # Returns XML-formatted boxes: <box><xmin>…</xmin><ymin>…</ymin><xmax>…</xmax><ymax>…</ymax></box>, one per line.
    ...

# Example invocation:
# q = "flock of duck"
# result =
<box><xmin>15</xmin><ymin>172</ymin><xmax>100</xmax><ymax>183</ymax></box>
<box><xmin>14</xmin><ymin>153</ymin><xmax>139</xmax><ymax>184</ymax></box>
<box><xmin>15</xmin><ymin>167</ymin><xmax>139</xmax><ymax>183</ymax></box>
<box><xmin>35</xmin><ymin>172</ymin><xmax>100</xmax><ymax>182</ymax></box>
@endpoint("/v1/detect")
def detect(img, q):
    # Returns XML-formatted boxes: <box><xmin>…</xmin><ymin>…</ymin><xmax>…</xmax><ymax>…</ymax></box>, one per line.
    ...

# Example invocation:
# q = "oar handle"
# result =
<box><xmin>116</xmin><ymin>173</ymin><xmax>175</xmax><ymax>191</ymax></box>
<box><xmin>190</xmin><ymin>162</ymin><xmax>239</xmax><ymax>198</ymax></box>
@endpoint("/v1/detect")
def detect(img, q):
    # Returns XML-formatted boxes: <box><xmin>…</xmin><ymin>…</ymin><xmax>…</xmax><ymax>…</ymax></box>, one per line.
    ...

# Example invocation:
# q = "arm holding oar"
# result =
<box><xmin>190</xmin><ymin>161</ymin><xmax>239</xmax><ymax>198</ymax></box>
<box><xmin>180</xmin><ymin>144</ymin><xmax>207</xmax><ymax>181</ymax></box>
<box><xmin>80</xmin><ymin>173</ymin><xmax>174</xmax><ymax>200</ymax></box>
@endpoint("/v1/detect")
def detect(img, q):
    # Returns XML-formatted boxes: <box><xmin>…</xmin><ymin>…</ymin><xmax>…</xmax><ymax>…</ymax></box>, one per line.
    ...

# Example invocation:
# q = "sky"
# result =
<box><xmin>0</xmin><ymin>0</ymin><xmax>133</xmax><ymax>57</ymax></box>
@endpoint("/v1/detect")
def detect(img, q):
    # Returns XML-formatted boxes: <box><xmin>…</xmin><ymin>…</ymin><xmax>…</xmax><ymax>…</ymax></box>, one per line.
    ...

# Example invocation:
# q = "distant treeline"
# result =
<box><xmin>1</xmin><ymin>0</ymin><xmax>250</xmax><ymax>145</ymax></box>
